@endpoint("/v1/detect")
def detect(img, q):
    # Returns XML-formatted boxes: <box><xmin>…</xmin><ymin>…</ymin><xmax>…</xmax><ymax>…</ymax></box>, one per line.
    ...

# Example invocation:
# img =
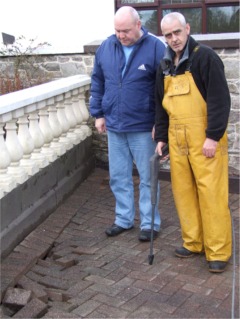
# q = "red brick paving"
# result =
<box><xmin>1</xmin><ymin>168</ymin><xmax>239</xmax><ymax>318</ymax></box>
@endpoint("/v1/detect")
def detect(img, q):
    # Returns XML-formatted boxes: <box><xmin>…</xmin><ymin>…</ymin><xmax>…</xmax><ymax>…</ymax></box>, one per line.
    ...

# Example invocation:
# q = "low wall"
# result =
<box><xmin>0</xmin><ymin>74</ymin><xmax>94</xmax><ymax>258</ymax></box>
<box><xmin>0</xmin><ymin>137</ymin><xmax>95</xmax><ymax>259</ymax></box>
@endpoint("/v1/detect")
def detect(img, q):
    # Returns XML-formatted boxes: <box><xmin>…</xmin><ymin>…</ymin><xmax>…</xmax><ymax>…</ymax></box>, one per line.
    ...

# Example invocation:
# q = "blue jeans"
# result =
<box><xmin>107</xmin><ymin>131</ymin><xmax>160</xmax><ymax>231</ymax></box>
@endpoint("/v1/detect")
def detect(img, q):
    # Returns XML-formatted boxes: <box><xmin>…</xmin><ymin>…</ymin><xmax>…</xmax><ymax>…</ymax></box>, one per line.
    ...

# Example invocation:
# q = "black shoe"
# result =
<box><xmin>208</xmin><ymin>261</ymin><xmax>227</xmax><ymax>273</ymax></box>
<box><xmin>138</xmin><ymin>229</ymin><xmax>158</xmax><ymax>242</ymax></box>
<box><xmin>105</xmin><ymin>224</ymin><xmax>132</xmax><ymax>237</ymax></box>
<box><xmin>175</xmin><ymin>247</ymin><xmax>199</xmax><ymax>258</ymax></box>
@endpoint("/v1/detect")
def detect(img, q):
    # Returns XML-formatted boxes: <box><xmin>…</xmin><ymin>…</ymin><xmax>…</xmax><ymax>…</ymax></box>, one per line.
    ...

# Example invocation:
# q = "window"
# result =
<box><xmin>115</xmin><ymin>0</ymin><xmax>240</xmax><ymax>35</ymax></box>
<box><xmin>121</xmin><ymin>0</ymin><xmax>155</xmax><ymax>2</ymax></box>
<box><xmin>138</xmin><ymin>10</ymin><xmax>158</xmax><ymax>34</ymax></box>
<box><xmin>162</xmin><ymin>0</ymin><xmax>200</xmax><ymax>3</ymax></box>
<box><xmin>207</xmin><ymin>6</ymin><xmax>239</xmax><ymax>33</ymax></box>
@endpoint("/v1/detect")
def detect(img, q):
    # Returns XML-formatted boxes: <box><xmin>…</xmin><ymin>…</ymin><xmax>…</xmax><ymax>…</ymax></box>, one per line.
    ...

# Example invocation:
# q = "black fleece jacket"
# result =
<box><xmin>154</xmin><ymin>36</ymin><xmax>231</xmax><ymax>143</ymax></box>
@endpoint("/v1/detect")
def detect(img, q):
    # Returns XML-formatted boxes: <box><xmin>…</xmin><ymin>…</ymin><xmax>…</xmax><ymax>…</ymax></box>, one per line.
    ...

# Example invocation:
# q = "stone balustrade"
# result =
<box><xmin>0</xmin><ymin>75</ymin><xmax>96</xmax><ymax>258</ymax></box>
<box><xmin>0</xmin><ymin>75</ymin><xmax>92</xmax><ymax>199</ymax></box>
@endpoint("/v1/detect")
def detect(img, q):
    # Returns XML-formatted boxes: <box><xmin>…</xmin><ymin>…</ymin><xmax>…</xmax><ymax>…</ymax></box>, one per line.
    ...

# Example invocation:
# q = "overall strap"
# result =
<box><xmin>185</xmin><ymin>45</ymin><xmax>200</xmax><ymax>71</ymax></box>
<box><xmin>160</xmin><ymin>59</ymin><xmax>171</xmax><ymax>76</ymax></box>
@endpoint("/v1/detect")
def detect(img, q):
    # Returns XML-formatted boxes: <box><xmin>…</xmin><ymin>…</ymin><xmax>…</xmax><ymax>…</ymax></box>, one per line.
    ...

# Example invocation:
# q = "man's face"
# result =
<box><xmin>161</xmin><ymin>19</ymin><xmax>190</xmax><ymax>55</ymax></box>
<box><xmin>115</xmin><ymin>18</ymin><xmax>141</xmax><ymax>47</ymax></box>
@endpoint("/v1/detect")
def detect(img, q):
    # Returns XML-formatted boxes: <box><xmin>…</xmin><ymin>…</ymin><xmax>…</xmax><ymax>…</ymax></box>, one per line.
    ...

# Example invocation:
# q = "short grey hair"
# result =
<box><xmin>161</xmin><ymin>12</ymin><xmax>187</xmax><ymax>30</ymax></box>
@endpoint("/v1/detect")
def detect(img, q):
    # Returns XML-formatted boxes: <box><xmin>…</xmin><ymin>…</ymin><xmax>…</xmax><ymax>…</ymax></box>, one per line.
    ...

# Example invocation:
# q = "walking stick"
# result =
<box><xmin>148</xmin><ymin>144</ymin><xmax>169</xmax><ymax>265</ymax></box>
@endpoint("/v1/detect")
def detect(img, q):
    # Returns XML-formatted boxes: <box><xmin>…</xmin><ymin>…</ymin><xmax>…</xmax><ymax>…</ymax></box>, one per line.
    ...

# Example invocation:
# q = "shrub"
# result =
<box><xmin>0</xmin><ymin>35</ymin><xmax>52</xmax><ymax>95</ymax></box>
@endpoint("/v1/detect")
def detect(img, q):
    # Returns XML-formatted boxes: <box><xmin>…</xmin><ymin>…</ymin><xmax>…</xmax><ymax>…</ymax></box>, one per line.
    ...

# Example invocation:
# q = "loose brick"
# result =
<box><xmin>31</xmin><ymin>264</ymin><xmax>63</xmax><ymax>277</ymax></box>
<box><xmin>55</xmin><ymin>256</ymin><xmax>76</xmax><ymax>268</ymax></box>
<box><xmin>0</xmin><ymin>277</ymin><xmax>16</xmax><ymax>304</ymax></box>
<box><xmin>45</xmin><ymin>288</ymin><xmax>64</xmax><ymax>302</ymax></box>
<box><xmin>48</xmin><ymin>300</ymin><xmax>76</xmax><ymax>312</ymax></box>
<box><xmin>17</xmin><ymin>275</ymin><xmax>48</xmax><ymax>303</ymax></box>
<box><xmin>3</xmin><ymin>287</ymin><xmax>32</xmax><ymax>310</ymax></box>
<box><xmin>12</xmin><ymin>298</ymin><xmax>47</xmax><ymax>318</ymax></box>
<box><xmin>37</xmin><ymin>276</ymin><xmax>75</xmax><ymax>290</ymax></box>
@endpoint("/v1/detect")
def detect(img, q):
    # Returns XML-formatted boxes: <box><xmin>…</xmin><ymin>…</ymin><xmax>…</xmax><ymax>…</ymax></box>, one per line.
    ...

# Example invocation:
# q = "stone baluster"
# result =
<box><xmin>47</xmin><ymin>97</ymin><xmax>65</xmax><ymax>156</ymax></box>
<box><xmin>5</xmin><ymin>119</ymin><xmax>28</xmax><ymax>184</ymax></box>
<box><xmin>71</xmin><ymin>88</ymin><xmax>85</xmax><ymax>141</ymax></box>
<box><xmin>79</xmin><ymin>85</ymin><xmax>92</xmax><ymax>137</ymax></box>
<box><xmin>56</xmin><ymin>94</ymin><xmax>73</xmax><ymax>150</ymax></box>
<box><xmin>17</xmin><ymin>115</ymin><xmax>39</xmax><ymax>176</ymax></box>
<box><xmin>64</xmin><ymin>91</ymin><xmax>81</xmax><ymax>145</ymax></box>
<box><xmin>29</xmin><ymin>111</ymin><xmax>49</xmax><ymax>168</ymax></box>
<box><xmin>0</xmin><ymin>122</ymin><xmax>16</xmax><ymax>196</ymax></box>
<box><xmin>38</xmin><ymin>101</ymin><xmax>57</xmax><ymax>162</ymax></box>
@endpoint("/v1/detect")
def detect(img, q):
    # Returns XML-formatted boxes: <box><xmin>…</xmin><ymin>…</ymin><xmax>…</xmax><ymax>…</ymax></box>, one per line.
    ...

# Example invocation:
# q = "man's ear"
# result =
<box><xmin>186</xmin><ymin>23</ymin><xmax>191</xmax><ymax>35</ymax></box>
<box><xmin>137</xmin><ymin>20</ymin><xmax>142</xmax><ymax>29</ymax></box>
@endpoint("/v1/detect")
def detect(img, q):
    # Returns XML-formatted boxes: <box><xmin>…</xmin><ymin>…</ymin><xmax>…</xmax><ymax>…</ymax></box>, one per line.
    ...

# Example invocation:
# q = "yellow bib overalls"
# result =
<box><xmin>163</xmin><ymin>71</ymin><xmax>232</xmax><ymax>261</ymax></box>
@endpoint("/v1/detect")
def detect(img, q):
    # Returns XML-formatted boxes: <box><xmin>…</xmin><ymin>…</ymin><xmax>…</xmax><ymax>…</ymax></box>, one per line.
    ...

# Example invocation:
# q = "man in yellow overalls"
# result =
<box><xmin>154</xmin><ymin>12</ymin><xmax>232</xmax><ymax>273</ymax></box>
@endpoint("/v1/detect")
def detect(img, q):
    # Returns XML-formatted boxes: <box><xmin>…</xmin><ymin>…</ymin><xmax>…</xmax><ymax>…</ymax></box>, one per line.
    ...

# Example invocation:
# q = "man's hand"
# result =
<box><xmin>95</xmin><ymin>118</ymin><xmax>106</xmax><ymax>134</ymax></box>
<box><xmin>155</xmin><ymin>141</ymin><xmax>167</xmax><ymax>156</ymax></box>
<box><xmin>202</xmin><ymin>138</ymin><xmax>218</xmax><ymax>158</ymax></box>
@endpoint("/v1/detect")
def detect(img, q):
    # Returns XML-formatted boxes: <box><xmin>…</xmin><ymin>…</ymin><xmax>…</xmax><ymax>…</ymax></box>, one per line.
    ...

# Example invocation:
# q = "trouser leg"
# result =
<box><xmin>107</xmin><ymin>131</ymin><xmax>135</xmax><ymax>229</ymax></box>
<box><xmin>170</xmin><ymin>147</ymin><xmax>204</xmax><ymax>253</ymax></box>
<box><xmin>190</xmin><ymin>140</ymin><xmax>232</xmax><ymax>261</ymax></box>
<box><xmin>128</xmin><ymin>132</ymin><xmax>160</xmax><ymax>231</ymax></box>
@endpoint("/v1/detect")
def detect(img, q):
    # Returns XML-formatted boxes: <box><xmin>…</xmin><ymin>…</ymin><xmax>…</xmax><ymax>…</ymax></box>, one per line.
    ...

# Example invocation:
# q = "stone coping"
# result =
<box><xmin>84</xmin><ymin>33</ymin><xmax>240</xmax><ymax>53</ymax></box>
<box><xmin>0</xmin><ymin>75</ymin><xmax>91</xmax><ymax>116</ymax></box>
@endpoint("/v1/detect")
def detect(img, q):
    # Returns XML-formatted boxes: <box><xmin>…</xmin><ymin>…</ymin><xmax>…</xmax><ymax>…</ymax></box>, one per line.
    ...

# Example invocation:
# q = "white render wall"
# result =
<box><xmin>0</xmin><ymin>0</ymin><xmax>115</xmax><ymax>54</ymax></box>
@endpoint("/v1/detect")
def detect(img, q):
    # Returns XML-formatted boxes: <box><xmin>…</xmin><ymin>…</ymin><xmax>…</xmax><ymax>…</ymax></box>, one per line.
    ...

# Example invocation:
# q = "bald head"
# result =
<box><xmin>114</xmin><ymin>6</ymin><xmax>140</xmax><ymax>25</ymax></box>
<box><xmin>114</xmin><ymin>6</ymin><xmax>142</xmax><ymax>46</ymax></box>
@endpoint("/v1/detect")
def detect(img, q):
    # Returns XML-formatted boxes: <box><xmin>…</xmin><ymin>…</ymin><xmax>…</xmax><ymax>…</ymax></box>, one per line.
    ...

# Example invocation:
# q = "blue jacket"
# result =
<box><xmin>90</xmin><ymin>28</ymin><xmax>166</xmax><ymax>132</ymax></box>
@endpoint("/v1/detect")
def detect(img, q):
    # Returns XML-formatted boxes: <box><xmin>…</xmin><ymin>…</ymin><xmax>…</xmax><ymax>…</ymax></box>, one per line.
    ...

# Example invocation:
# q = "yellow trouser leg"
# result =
<box><xmin>169</xmin><ymin>125</ymin><xmax>204</xmax><ymax>253</ymax></box>
<box><xmin>170</xmin><ymin>124</ymin><xmax>232</xmax><ymax>261</ymax></box>
<box><xmin>189</xmin><ymin>133</ymin><xmax>232</xmax><ymax>261</ymax></box>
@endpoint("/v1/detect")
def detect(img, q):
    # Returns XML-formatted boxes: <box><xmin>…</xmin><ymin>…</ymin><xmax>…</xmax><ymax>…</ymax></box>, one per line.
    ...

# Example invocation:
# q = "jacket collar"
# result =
<box><xmin>163</xmin><ymin>36</ymin><xmax>190</xmax><ymax>68</ymax></box>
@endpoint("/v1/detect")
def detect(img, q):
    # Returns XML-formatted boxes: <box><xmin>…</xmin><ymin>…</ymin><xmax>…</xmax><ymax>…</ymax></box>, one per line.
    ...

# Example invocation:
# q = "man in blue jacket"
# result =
<box><xmin>90</xmin><ymin>6</ymin><xmax>165</xmax><ymax>241</ymax></box>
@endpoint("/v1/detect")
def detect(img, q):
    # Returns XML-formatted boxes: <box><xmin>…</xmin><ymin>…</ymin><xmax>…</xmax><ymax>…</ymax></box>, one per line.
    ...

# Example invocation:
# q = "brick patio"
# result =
<box><xmin>1</xmin><ymin>168</ymin><xmax>239</xmax><ymax>318</ymax></box>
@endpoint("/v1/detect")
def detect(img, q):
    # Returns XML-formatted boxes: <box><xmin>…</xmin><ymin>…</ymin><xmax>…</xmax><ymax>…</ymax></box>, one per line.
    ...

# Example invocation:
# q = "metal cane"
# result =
<box><xmin>148</xmin><ymin>144</ymin><xmax>169</xmax><ymax>265</ymax></box>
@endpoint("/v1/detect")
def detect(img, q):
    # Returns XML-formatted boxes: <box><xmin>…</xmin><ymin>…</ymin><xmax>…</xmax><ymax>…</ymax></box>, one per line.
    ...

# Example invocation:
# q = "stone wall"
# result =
<box><xmin>0</xmin><ymin>47</ymin><xmax>239</xmax><ymax>178</ymax></box>
<box><xmin>216</xmin><ymin>48</ymin><xmax>240</xmax><ymax>177</ymax></box>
